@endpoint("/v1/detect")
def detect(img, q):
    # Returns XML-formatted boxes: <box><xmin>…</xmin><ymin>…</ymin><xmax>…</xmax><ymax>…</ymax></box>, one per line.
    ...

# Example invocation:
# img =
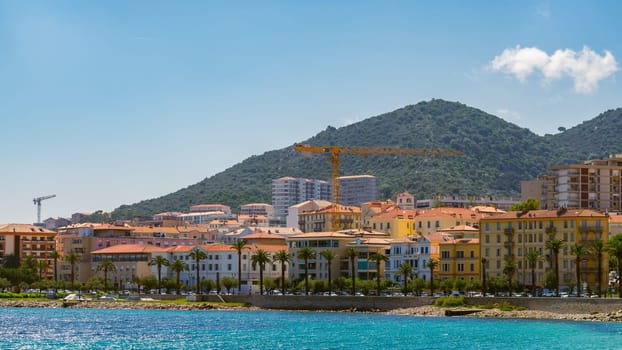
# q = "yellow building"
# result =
<box><xmin>480</xmin><ymin>209</ymin><xmax>608</xmax><ymax>293</ymax></box>
<box><xmin>368</xmin><ymin>207</ymin><xmax>491</xmax><ymax>238</ymax></box>
<box><xmin>298</xmin><ymin>204</ymin><xmax>361</xmax><ymax>232</ymax></box>
<box><xmin>438</xmin><ymin>233</ymin><xmax>480</xmax><ymax>282</ymax></box>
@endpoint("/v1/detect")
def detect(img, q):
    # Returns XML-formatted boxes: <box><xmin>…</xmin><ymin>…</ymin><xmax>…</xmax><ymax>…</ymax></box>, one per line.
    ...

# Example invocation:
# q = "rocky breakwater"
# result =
<box><xmin>0</xmin><ymin>299</ymin><xmax>252</xmax><ymax>311</ymax></box>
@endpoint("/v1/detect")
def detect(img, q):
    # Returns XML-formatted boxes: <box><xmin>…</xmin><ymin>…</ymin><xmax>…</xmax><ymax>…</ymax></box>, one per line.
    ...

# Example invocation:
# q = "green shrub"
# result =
<box><xmin>434</xmin><ymin>296</ymin><xmax>465</xmax><ymax>307</ymax></box>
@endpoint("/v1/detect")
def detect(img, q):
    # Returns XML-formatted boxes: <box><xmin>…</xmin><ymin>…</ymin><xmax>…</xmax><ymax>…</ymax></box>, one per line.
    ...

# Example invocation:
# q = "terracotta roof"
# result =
<box><xmin>289</xmin><ymin>232</ymin><xmax>355</xmax><ymax>239</ymax></box>
<box><xmin>308</xmin><ymin>204</ymin><xmax>361</xmax><ymax>214</ymax></box>
<box><xmin>438</xmin><ymin>225</ymin><xmax>479</xmax><ymax>232</ymax></box>
<box><xmin>92</xmin><ymin>244</ymin><xmax>168</xmax><ymax>254</ymax></box>
<box><xmin>0</xmin><ymin>224</ymin><xmax>56</xmax><ymax>235</ymax></box>
<box><xmin>482</xmin><ymin>209</ymin><xmax>607</xmax><ymax>220</ymax></box>
<box><xmin>243</xmin><ymin>232</ymin><xmax>286</xmax><ymax>240</ymax></box>
<box><xmin>131</xmin><ymin>226</ymin><xmax>181</xmax><ymax>234</ymax></box>
<box><xmin>610</xmin><ymin>215</ymin><xmax>622</xmax><ymax>223</ymax></box>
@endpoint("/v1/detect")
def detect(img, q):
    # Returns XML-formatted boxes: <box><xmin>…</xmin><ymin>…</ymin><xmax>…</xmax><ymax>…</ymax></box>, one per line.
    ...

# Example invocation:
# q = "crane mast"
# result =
<box><xmin>33</xmin><ymin>194</ymin><xmax>56</xmax><ymax>225</ymax></box>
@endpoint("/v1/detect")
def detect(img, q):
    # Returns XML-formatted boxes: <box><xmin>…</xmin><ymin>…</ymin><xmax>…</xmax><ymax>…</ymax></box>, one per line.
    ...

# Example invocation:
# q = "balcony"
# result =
<box><xmin>504</xmin><ymin>228</ymin><xmax>515</xmax><ymax>235</ymax></box>
<box><xmin>503</xmin><ymin>241</ymin><xmax>514</xmax><ymax>248</ymax></box>
<box><xmin>545</xmin><ymin>226</ymin><xmax>556</xmax><ymax>234</ymax></box>
<box><xmin>579</xmin><ymin>226</ymin><xmax>603</xmax><ymax>234</ymax></box>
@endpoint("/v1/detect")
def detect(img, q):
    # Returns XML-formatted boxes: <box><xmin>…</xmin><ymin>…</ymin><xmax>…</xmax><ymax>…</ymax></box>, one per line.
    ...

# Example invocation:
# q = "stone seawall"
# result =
<box><xmin>218</xmin><ymin>295</ymin><xmax>622</xmax><ymax>314</ymax></box>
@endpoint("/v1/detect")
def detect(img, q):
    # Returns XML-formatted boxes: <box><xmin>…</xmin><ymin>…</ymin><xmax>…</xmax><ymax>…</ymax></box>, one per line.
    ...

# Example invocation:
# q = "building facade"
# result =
<box><xmin>338</xmin><ymin>175</ymin><xmax>378</xmax><ymax>206</ymax></box>
<box><xmin>272</xmin><ymin>177</ymin><xmax>331</xmax><ymax>225</ymax></box>
<box><xmin>480</xmin><ymin>209</ymin><xmax>609</xmax><ymax>293</ymax></box>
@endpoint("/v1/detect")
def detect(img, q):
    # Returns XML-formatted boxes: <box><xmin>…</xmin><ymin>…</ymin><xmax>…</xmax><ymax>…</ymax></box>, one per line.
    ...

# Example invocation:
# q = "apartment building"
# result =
<box><xmin>286</xmin><ymin>199</ymin><xmax>331</xmax><ymax>229</ymax></box>
<box><xmin>272</xmin><ymin>177</ymin><xmax>331</xmax><ymax>225</ymax></box>
<box><xmin>338</xmin><ymin>175</ymin><xmax>378</xmax><ymax>206</ymax></box>
<box><xmin>0</xmin><ymin>224</ymin><xmax>56</xmax><ymax>279</ymax></box>
<box><xmin>480</xmin><ymin>209</ymin><xmax>609</xmax><ymax>293</ymax></box>
<box><xmin>297</xmin><ymin>204</ymin><xmax>361</xmax><ymax>232</ymax></box>
<box><xmin>240</xmin><ymin>203</ymin><xmax>274</xmax><ymax>218</ymax></box>
<box><xmin>190</xmin><ymin>204</ymin><xmax>232</xmax><ymax>215</ymax></box>
<box><xmin>437</xmin><ymin>226</ymin><xmax>480</xmax><ymax>282</ymax></box>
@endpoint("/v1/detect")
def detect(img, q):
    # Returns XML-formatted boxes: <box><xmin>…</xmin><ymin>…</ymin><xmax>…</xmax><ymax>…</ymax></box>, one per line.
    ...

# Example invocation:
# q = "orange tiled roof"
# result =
<box><xmin>92</xmin><ymin>244</ymin><xmax>168</xmax><ymax>254</ymax></box>
<box><xmin>289</xmin><ymin>232</ymin><xmax>355</xmax><ymax>239</ymax></box>
<box><xmin>483</xmin><ymin>209</ymin><xmax>607</xmax><ymax>220</ymax></box>
<box><xmin>0</xmin><ymin>224</ymin><xmax>56</xmax><ymax>235</ymax></box>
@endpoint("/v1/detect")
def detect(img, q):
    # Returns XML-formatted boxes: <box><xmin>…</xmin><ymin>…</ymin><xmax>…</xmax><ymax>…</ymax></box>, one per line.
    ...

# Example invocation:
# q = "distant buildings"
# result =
<box><xmin>338</xmin><ymin>175</ymin><xmax>378</xmax><ymax>206</ymax></box>
<box><xmin>0</xmin><ymin>224</ymin><xmax>56</xmax><ymax>279</ymax></box>
<box><xmin>523</xmin><ymin>155</ymin><xmax>622</xmax><ymax>212</ymax></box>
<box><xmin>272</xmin><ymin>177</ymin><xmax>331</xmax><ymax>225</ymax></box>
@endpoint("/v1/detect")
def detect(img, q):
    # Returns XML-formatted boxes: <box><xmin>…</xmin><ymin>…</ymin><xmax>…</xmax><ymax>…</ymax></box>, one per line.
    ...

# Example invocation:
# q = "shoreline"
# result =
<box><xmin>3</xmin><ymin>299</ymin><xmax>622</xmax><ymax>322</ymax></box>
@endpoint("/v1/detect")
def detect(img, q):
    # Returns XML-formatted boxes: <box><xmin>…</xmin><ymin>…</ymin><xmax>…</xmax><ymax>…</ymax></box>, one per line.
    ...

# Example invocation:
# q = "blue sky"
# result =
<box><xmin>1</xmin><ymin>1</ymin><xmax>620</xmax><ymax>223</ymax></box>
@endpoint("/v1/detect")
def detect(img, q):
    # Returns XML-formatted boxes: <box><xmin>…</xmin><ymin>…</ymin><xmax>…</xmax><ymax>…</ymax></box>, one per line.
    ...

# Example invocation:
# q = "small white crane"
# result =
<box><xmin>33</xmin><ymin>194</ymin><xmax>56</xmax><ymax>225</ymax></box>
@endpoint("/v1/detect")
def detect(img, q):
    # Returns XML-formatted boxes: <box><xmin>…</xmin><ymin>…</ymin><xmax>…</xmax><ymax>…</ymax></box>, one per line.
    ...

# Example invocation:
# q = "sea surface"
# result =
<box><xmin>1</xmin><ymin>307</ymin><xmax>621</xmax><ymax>349</ymax></box>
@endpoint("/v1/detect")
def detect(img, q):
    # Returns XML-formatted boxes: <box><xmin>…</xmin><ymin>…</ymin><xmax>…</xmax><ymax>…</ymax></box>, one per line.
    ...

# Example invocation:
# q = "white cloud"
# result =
<box><xmin>496</xmin><ymin>108</ymin><xmax>521</xmax><ymax>122</ymax></box>
<box><xmin>490</xmin><ymin>46</ymin><xmax>618</xmax><ymax>94</ymax></box>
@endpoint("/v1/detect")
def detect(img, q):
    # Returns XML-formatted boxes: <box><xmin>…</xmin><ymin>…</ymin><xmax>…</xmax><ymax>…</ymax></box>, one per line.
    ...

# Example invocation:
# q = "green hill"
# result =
<box><xmin>108</xmin><ymin>99</ymin><xmax>622</xmax><ymax>220</ymax></box>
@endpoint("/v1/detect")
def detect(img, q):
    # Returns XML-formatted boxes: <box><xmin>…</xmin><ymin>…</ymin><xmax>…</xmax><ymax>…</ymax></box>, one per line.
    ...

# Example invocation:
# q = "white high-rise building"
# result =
<box><xmin>272</xmin><ymin>177</ymin><xmax>331</xmax><ymax>224</ymax></box>
<box><xmin>338</xmin><ymin>175</ymin><xmax>378</xmax><ymax>206</ymax></box>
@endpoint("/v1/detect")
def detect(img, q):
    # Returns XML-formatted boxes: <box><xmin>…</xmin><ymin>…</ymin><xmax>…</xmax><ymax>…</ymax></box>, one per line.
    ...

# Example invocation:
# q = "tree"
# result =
<box><xmin>508</xmin><ymin>198</ymin><xmax>539</xmax><ymax>211</ymax></box>
<box><xmin>36</xmin><ymin>260</ymin><xmax>49</xmax><ymax>280</ymax></box>
<box><xmin>221</xmin><ymin>276</ymin><xmax>237</xmax><ymax>294</ymax></box>
<box><xmin>298</xmin><ymin>247</ymin><xmax>316</xmax><ymax>295</ymax></box>
<box><xmin>571</xmin><ymin>242</ymin><xmax>588</xmax><ymax>296</ymax></box>
<box><xmin>591</xmin><ymin>239</ymin><xmax>605</xmax><ymax>296</ymax></box>
<box><xmin>65</xmin><ymin>252</ymin><xmax>81</xmax><ymax>290</ymax></box>
<box><xmin>50</xmin><ymin>250</ymin><xmax>61</xmax><ymax>288</ymax></box>
<box><xmin>525</xmin><ymin>249</ymin><xmax>540</xmax><ymax>296</ymax></box>
<box><xmin>320</xmin><ymin>250</ymin><xmax>336</xmax><ymax>295</ymax></box>
<box><xmin>97</xmin><ymin>259</ymin><xmax>117</xmax><ymax>292</ymax></box>
<box><xmin>502</xmin><ymin>257</ymin><xmax>516</xmax><ymax>292</ymax></box>
<box><xmin>545</xmin><ymin>238</ymin><xmax>564</xmax><ymax>296</ymax></box>
<box><xmin>608</xmin><ymin>234</ymin><xmax>622</xmax><ymax>298</ymax></box>
<box><xmin>369</xmin><ymin>252</ymin><xmax>389</xmax><ymax>296</ymax></box>
<box><xmin>231</xmin><ymin>240</ymin><xmax>248</xmax><ymax>293</ymax></box>
<box><xmin>346</xmin><ymin>247</ymin><xmax>358</xmax><ymax>295</ymax></box>
<box><xmin>273</xmin><ymin>250</ymin><xmax>291</xmax><ymax>294</ymax></box>
<box><xmin>398</xmin><ymin>262</ymin><xmax>413</xmax><ymax>294</ymax></box>
<box><xmin>251</xmin><ymin>249</ymin><xmax>271</xmax><ymax>295</ymax></box>
<box><xmin>148</xmin><ymin>256</ymin><xmax>170</xmax><ymax>293</ymax></box>
<box><xmin>189</xmin><ymin>248</ymin><xmax>207</xmax><ymax>295</ymax></box>
<box><xmin>426</xmin><ymin>258</ymin><xmax>439</xmax><ymax>295</ymax></box>
<box><xmin>169</xmin><ymin>258</ymin><xmax>188</xmax><ymax>295</ymax></box>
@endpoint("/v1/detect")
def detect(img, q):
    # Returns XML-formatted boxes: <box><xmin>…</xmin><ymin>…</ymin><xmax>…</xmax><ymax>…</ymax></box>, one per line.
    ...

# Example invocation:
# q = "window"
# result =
<box><xmin>442</xmin><ymin>264</ymin><xmax>449</xmax><ymax>272</ymax></box>
<box><xmin>457</xmin><ymin>264</ymin><xmax>464</xmax><ymax>272</ymax></box>
<box><xmin>456</xmin><ymin>251</ymin><xmax>464</xmax><ymax>258</ymax></box>
<box><xmin>441</xmin><ymin>251</ymin><xmax>450</xmax><ymax>259</ymax></box>
<box><xmin>485</xmin><ymin>222</ymin><xmax>490</xmax><ymax>231</ymax></box>
<box><xmin>470</xmin><ymin>263</ymin><xmax>474</xmax><ymax>272</ymax></box>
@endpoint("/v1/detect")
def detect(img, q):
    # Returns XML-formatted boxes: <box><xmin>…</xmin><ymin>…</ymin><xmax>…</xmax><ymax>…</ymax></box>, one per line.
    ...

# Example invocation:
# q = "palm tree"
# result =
<box><xmin>545</xmin><ymin>238</ymin><xmax>564</xmax><ymax>296</ymax></box>
<box><xmin>591</xmin><ymin>239</ymin><xmax>605</xmax><ymax>296</ymax></box>
<box><xmin>481</xmin><ymin>258</ymin><xmax>488</xmax><ymax>295</ymax></box>
<box><xmin>273</xmin><ymin>250</ymin><xmax>291</xmax><ymax>294</ymax></box>
<box><xmin>571</xmin><ymin>242</ymin><xmax>588</xmax><ymax>296</ymax></box>
<box><xmin>502</xmin><ymin>257</ymin><xmax>516</xmax><ymax>293</ymax></box>
<box><xmin>398</xmin><ymin>262</ymin><xmax>413</xmax><ymax>294</ymax></box>
<box><xmin>369</xmin><ymin>252</ymin><xmax>389</xmax><ymax>296</ymax></box>
<box><xmin>426</xmin><ymin>258</ymin><xmax>439</xmax><ymax>295</ymax></box>
<box><xmin>169</xmin><ymin>258</ymin><xmax>189</xmax><ymax>295</ymax></box>
<box><xmin>149</xmin><ymin>255</ymin><xmax>170</xmax><ymax>293</ymax></box>
<box><xmin>36</xmin><ymin>260</ymin><xmax>49</xmax><ymax>279</ymax></box>
<box><xmin>426</xmin><ymin>258</ymin><xmax>439</xmax><ymax>296</ymax></box>
<box><xmin>65</xmin><ymin>252</ymin><xmax>81</xmax><ymax>290</ymax></box>
<box><xmin>609</xmin><ymin>234</ymin><xmax>622</xmax><ymax>298</ymax></box>
<box><xmin>298</xmin><ymin>247</ymin><xmax>316</xmax><ymax>295</ymax></box>
<box><xmin>231</xmin><ymin>239</ymin><xmax>248</xmax><ymax>293</ymax></box>
<box><xmin>189</xmin><ymin>248</ymin><xmax>207</xmax><ymax>295</ymax></box>
<box><xmin>97</xmin><ymin>258</ymin><xmax>117</xmax><ymax>292</ymax></box>
<box><xmin>346</xmin><ymin>248</ymin><xmax>358</xmax><ymax>295</ymax></box>
<box><xmin>525</xmin><ymin>249</ymin><xmax>540</xmax><ymax>296</ymax></box>
<box><xmin>251</xmin><ymin>249</ymin><xmax>271</xmax><ymax>295</ymax></box>
<box><xmin>50</xmin><ymin>250</ymin><xmax>61</xmax><ymax>288</ymax></box>
<box><xmin>320</xmin><ymin>250</ymin><xmax>336</xmax><ymax>295</ymax></box>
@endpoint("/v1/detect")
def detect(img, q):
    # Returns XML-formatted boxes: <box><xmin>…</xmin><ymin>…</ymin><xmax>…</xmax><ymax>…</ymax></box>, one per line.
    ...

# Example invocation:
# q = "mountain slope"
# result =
<box><xmin>109</xmin><ymin>100</ymin><xmax>621</xmax><ymax>219</ymax></box>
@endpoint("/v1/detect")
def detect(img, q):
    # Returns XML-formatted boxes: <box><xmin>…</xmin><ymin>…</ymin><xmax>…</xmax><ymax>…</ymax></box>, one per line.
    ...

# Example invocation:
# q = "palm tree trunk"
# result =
<box><xmin>304</xmin><ymin>258</ymin><xmax>309</xmax><ymax>295</ymax></box>
<box><xmin>281</xmin><ymin>265</ymin><xmax>286</xmax><ymax>294</ymax></box>
<box><xmin>597</xmin><ymin>253</ymin><xmax>602</xmax><ymax>296</ymax></box>
<box><xmin>576</xmin><ymin>258</ymin><xmax>581</xmax><ymax>296</ymax></box>
<box><xmin>351</xmin><ymin>257</ymin><xmax>356</xmax><ymax>295</ymax></box>
<box><xmin>327</xmin><ymin>261</ymin><xmax>332</xmax><ymax>294</ymax></box>
<box><xmin>238</xmin><ymin>255</ymin><xmax>242</xmax><ymax>293</ymax></box>
<box><xmin>196</xmin><ymin>259</ymin><xmax>201</xmax><ymax>295</ymax></box>
<box><xmin>554</xmin><ymin>253</ymin><xmax>560</xmax><ymax>297</ymax></box>
<box><xmin>259</xmin><ymin>265</ymin><xmax>264</xmax><ymax>295</ymax></box>
<box><xmin>176</xmin><ymin>271</ymin><xmax>181</xmax><ymax>295</ymax></box>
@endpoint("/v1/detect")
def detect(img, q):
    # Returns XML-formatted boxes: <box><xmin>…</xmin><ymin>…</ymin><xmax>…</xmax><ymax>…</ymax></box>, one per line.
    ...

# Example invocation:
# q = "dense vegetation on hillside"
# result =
<box><xmin>106</xmin><ymin>99</ymin><xmax>622</xmax><ymax>220</ymax></box>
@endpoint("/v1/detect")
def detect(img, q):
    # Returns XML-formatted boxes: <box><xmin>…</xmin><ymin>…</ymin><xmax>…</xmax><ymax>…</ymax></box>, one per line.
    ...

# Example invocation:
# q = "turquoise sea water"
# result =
<box><xmin>1</xmin><ymin>308</ymin><xmax>622</xmax><ymax>349</ymax></box>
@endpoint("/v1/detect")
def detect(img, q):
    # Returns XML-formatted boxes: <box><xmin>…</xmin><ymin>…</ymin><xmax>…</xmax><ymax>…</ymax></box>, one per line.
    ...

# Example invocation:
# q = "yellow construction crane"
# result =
<box><xmin>294</xmin><ymin>144</ymin><xmax>464</xmax><ymax>205</ymax></box>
